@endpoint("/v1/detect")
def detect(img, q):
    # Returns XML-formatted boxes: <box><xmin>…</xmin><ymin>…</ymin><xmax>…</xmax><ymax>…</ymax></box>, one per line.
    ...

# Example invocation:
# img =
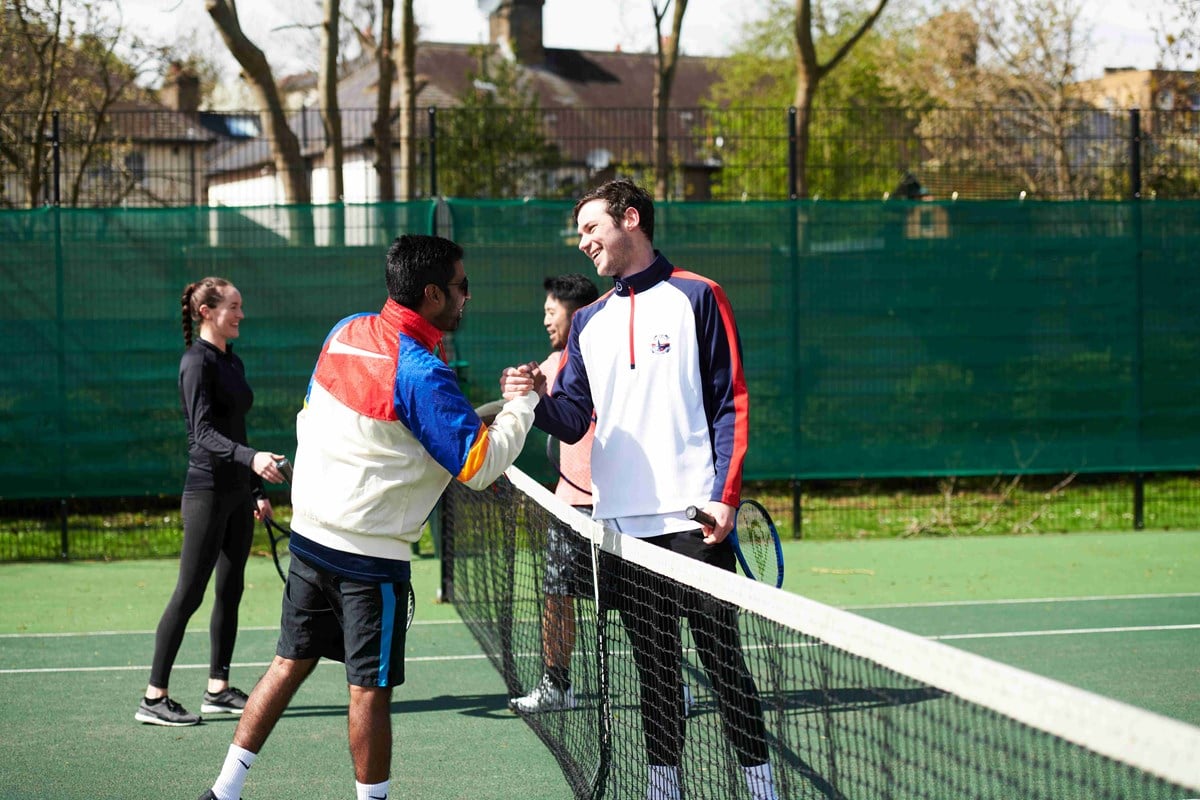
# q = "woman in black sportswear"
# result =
<box><xmin>136</xmin><ymin>276</ymin><xmax>286</xmax><ymax>727</ymax></box>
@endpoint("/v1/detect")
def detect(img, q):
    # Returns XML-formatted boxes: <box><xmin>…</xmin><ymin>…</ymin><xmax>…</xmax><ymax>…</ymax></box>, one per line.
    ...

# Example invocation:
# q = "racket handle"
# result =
<box><xmin>685</xmin><ymin>505</ymin><xmax>717</xmax><ymax>527</ymax></box>
<box><xmin>275</xmin><ymin>456</ymin><xmax>293</xmax><ymax>484</ymax></box>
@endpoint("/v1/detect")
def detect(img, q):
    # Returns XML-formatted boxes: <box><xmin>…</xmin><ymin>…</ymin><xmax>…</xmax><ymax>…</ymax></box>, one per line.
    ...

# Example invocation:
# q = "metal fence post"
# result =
<box><xmin>59</xmin><ymin>499</ymin><xmax>69</xmax><ymax>559</ymax></box>
<box><xmin>791</xmin><ymin>479</ymin><xmax>802</xmax><ymax>540</ymax></box>
<box><xmin>51</xmin><ymin>110</ymin><xmax>61</xmax><ymax>206</ymax></box>
<box><xmin>1133</xmin><ymin>473</ymin><xmax>1145</xmax><ymax>530</ymax></box>
<box><xmin>1130</xmin><ymin>109</ymin><xmax>1145</xmax><ymax>531</ymax></box>
<box><xmin>787</xmin><ymin>107</ymin><xmax>798</xmax><ymax>200</ymax></box>
<box><xmin>428</xmin><ymin>107</ymin><xmax>438</xmax><ymax>200</ymax></box>
<box><xmin>1129</xmin><ymin>109</ymin><xmax>1141</xmax><ymax>200</ymax></box>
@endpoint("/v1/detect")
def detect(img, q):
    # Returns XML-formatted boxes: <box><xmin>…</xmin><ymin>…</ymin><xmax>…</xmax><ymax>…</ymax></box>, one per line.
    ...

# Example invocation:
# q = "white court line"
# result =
<box><xmin>844</xmin><ymin>592</ymin><xmax>1200</xmax><ymax>610</ymax></box>
<box><xmin>0</xmin><ymin>652</ymin><xmax>493</xmax><ymax>676</ymax></box>
<box><xmin>0</xmin><ymin>619</ymin><xmax>461</xmax><ymax>639</ymax></box>
<box><xmin>5</xmin><ymin>593</ymin><xmax>1197</xmax><ymax>640</ymax></box>
<box><xmin>2</xmin><ymin>622</ymin><xmax>1197</xmax><ymax>676</ymax></box>
<box><xmin>933</xmin><ymin>623</ymin><xmax>1200</xmax><ymax>641</ymax></box>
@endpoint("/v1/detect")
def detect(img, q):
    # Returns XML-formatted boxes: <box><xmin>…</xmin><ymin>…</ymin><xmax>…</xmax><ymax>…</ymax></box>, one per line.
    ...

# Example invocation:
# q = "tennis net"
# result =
<box><xmin>442</xmin><ymin>467</ymin><xmax>1200</xmax><ymax>800</ymax></box>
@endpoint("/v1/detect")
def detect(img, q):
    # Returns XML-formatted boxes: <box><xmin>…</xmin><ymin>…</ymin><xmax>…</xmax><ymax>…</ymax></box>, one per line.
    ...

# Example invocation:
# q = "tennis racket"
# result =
<box><xmin>267</xmin><ymin>457</ymin><xmax>416</xmax><ymax>629</ymax></box>
<box><xmin>546</xmin><ymin>434</ymin><xmax>592</xmax><ymax>497</ymax></box>
<box><xmin>262</xmin><ymin>512</ymin><xmax>293</xmax><ymax>583</ymax></box>
<box><xmin>686</xmin><ymin>500</ymin><xmax>784</xmax><ymax>588</ymax></box>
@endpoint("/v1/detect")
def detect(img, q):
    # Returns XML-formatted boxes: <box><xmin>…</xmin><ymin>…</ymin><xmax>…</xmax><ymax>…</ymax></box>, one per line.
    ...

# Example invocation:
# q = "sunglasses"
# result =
<box><xmin>446</xmin><ymin>277</ymin><xmax>469</xmax><ymax>294</ymax></box>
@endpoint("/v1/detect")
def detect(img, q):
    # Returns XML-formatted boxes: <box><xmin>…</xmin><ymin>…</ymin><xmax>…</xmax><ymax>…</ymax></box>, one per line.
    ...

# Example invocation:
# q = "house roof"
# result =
<box><xmin>100</xmin><ymin>101</ymin><xmax>217</xmax><ymax>144</ymax></box>
<box><xmin>206</xmin><ymin>41</ymin><xmax>723</xmax><ymax>176</ymax></box>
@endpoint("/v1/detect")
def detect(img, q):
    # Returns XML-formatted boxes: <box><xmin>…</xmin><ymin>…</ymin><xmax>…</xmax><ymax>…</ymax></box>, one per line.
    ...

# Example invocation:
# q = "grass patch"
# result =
<box><xmin>726</xmin><ymin>473</ymin><xmax>1199</xmax><ymax>540</ymax></box>
<box><xmin>0</xmin><ymin>495</ymin><xmax>438</xmax><ymax>562</ymax></box>
<box><xmin>1</xmin><ymin>472</ymin><xmax>1197</xmax><ymax>561</ymax></box>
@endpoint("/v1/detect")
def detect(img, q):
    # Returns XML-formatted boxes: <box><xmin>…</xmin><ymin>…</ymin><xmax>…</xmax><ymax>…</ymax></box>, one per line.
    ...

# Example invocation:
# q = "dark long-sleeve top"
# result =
<box><xmin>178</xmin><ymin>339</ymin><xmax>264</xmax><ymax>499</ymax></box>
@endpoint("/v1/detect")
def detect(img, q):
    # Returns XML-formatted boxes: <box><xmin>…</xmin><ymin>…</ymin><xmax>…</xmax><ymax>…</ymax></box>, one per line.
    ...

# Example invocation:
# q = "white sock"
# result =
<box><xmin>647</xmin><ymin>764</ymin><xmax>680</xmax><ymax>800</ymax></box>
<box><xmin>743</xmin><ymin>762</ymin><xmax>777</xmax><ymax>800</ymax></box>
<box><xmin>212</xmin><ymin>744</ymin><xmax>256</xmax><ymax>800</ymax></box>
<box><xmin>356</xmin><ymin>779</ymin><xmax>389</xmax><ymax>800</ymax></box>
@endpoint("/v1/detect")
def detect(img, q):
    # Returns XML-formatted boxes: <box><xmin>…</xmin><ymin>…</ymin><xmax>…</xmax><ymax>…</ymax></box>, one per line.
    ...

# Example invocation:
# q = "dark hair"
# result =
<box><xmin>543</xmin><ymin>273</ymin><xmax>600</xmax><ymax>313</ymax></box>
<box><xmin>181</xmin><ymin>276</ymin><xmax>232</xmax><ymax>348</ymax></box>
<box><xmin>385</xmin><ymin>234</ymin><xmax>465</xmax><ymax>309</ymax></box>
<box><xmin>572</xmin><ymin>178</ymin><xmax>655</xmax><ymax>243</ymax></box>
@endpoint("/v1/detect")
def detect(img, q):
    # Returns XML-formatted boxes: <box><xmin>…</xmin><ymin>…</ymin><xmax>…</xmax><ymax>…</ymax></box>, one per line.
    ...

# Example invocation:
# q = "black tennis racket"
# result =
<box><xmin>267</xmin><ymin>457</ymin><xmax>416</xmax><ymax>629</ymax></box>
<box><xmin>262</xmin><ymin>512</ymin><xmax>293</xmax><ymax>583</ymax></box>
<box><xmin>686</xmin><ymin>500</ymin><xmax>784</xmax><ymax>588</ymax></box>
<box><xmin>547</xmin><ymin>435</ymin><xmax>592</xmax><ymax>497</ymax></box>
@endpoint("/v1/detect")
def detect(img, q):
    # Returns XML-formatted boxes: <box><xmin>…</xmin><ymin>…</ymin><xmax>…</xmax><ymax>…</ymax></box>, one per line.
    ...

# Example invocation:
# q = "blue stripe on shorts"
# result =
<box><xmin>378</xmin><ymin>583</ymin><xmax>396</xmax><ymax>687</ymax></box>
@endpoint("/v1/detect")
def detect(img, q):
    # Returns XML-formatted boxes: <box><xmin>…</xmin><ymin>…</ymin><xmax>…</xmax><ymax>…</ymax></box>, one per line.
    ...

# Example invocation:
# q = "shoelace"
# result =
<box><xmin>163</xmin><ymin>697</ymin><xmax>188</xmax><ymax>714</ymax></box>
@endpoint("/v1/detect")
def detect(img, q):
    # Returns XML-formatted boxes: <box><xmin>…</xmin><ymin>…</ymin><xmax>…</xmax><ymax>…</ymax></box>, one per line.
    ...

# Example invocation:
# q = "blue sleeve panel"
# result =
<box><xmin>392</xmin><ymin>335</ymin><xmax>487</xmax><ymax>478</ymax></box>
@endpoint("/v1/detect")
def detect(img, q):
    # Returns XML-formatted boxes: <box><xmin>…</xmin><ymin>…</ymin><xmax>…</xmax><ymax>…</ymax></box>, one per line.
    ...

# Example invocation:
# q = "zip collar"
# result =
<box><xmin>610</xmin><ymin>252</ymin><xmax>672</xmax><ymax>370</ymax></box>
<box><xmin>611</xmin><ymin>251</ymin><xmax>672</xmax><ymax>297</ymax></box>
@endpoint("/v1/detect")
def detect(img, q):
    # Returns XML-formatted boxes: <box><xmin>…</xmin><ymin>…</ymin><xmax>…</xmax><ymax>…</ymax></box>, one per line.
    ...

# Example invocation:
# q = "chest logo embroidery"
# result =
<box><xmin>649</xmin><ymin>334</ymin><xmax>671</xmax><ymax>354</ymax></box>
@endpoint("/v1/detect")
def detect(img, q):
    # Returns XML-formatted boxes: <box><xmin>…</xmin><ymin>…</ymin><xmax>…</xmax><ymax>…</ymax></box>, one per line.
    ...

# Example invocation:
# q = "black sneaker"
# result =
<box><xmin>196</xmin><ymin>790</ymin><xmax>242</xmax><ymax>800</ymax></box>
<box><xmin>135</xmin><ymin>696</ymin><xmax>201</xmax><ymax>726</ymax></box>
<box><xmin>200</xmin><ymin>686</ymin><xmax>249</xmax><ymax>715</ymax></box>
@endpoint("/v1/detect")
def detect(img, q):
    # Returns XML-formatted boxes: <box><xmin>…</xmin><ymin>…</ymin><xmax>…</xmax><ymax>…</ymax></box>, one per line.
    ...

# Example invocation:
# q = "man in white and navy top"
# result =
<box><xmin>502</xmin><ymin>179</ymin><xmax>776</xmax><ymax>800</ymax></box>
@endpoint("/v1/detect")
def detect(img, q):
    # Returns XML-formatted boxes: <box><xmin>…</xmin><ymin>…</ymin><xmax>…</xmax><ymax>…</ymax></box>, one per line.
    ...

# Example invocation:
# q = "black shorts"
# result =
<box><xmin>277</xmin><ymin>554</ymin><xmax>409</xmax><ymax>688</ymax></box>
<box><xmin>542</xmin><ymin>506</ymin><xmax>592</xmax><ymax>596</ymax></box>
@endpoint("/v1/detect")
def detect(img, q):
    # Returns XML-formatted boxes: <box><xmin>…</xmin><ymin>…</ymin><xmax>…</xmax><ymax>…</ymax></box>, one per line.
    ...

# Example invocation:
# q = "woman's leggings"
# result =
<box><xmin>148</xmin><ymin>488</ymin><xmax>255</xmax><ymax>688</ymax></box>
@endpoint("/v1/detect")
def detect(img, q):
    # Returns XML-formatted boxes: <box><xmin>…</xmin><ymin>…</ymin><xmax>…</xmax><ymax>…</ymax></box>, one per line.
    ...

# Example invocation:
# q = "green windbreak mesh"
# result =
<box><xmin>0</xmin><ymin>203</ymin><xmax>435</xmax><ymax>498</ymax></box>
<box><xmin>1</xmin><ymin>200</ymin><xmax>1196</xmax><ymax>498</ymax></box>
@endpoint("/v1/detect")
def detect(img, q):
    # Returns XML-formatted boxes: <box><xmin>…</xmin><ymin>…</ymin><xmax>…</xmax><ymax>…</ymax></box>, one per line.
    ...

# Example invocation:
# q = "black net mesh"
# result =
<box><xmin>444</xmin><ymin>467</ymin><xmax>1200</xmax><ymax>800</ymax></box>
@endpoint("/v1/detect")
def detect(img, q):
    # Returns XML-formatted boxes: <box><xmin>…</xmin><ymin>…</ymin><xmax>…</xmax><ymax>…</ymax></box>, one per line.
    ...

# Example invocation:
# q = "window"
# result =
<box><xmin>124</xmin><ymin>151</ymin><xmax>146</xmax><ymax>184</ymax></box>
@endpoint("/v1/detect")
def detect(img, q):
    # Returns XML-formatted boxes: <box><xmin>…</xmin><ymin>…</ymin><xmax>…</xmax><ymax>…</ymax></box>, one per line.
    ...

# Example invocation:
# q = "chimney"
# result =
<box><xmin>163</xmin><ymin>62</ymin><xmax>201</xmax><ymax>115</ymax></box>
<box><xmin>488</xmin><ymin>0</ymin><xmax>545</xmax><ymax>65</ymax></box>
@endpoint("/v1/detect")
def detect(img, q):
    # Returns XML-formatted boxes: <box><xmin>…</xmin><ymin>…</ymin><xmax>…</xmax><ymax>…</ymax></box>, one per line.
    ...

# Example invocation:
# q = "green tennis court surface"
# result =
<box><xmin>1</xmin><ymin>530</ymin><xmax>1196</xmax><ymax>799</ymax></box>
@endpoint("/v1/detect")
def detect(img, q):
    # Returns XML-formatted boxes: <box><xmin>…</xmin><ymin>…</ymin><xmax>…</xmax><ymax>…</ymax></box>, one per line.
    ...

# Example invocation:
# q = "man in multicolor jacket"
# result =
<box><xmin>197</xmin><ymin>234</ymin><xmax>543</xmax><ymax>800</ymax></box>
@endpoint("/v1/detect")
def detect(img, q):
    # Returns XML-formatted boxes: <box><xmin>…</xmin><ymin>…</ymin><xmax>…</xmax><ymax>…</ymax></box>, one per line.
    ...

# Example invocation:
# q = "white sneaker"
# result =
<box><xmin>509</xmin><ymin>675</ymin><xmax>577</xmax><ymax>713</ymax></box>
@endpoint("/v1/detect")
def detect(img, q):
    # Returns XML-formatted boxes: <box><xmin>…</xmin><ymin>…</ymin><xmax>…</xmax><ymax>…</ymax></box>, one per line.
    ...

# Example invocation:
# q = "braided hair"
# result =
<box><xmin>181</xmin><ymin>276</ymin><xmax>232</xmax><ymax>348</ymax></box>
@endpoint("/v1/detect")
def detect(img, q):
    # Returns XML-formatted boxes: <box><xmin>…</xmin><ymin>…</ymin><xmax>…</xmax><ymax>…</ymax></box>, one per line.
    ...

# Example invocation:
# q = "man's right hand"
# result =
<box><xmin>500</xmin><ymin>362</ymin><xmax>545</xmax><ymax>400</ymax></box>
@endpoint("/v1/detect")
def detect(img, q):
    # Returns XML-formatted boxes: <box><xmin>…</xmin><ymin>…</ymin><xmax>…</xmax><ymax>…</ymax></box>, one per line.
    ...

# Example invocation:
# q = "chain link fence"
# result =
<box><xmin>3</xmin><ymin>106</ymin><xmax>1199</xmax><ymax>207</ymax></box>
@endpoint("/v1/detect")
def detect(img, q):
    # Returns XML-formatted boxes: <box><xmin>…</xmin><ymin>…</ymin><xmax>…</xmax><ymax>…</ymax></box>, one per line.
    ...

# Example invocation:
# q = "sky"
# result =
<box><xmin>122</xmin><ymin>0</ymin><xmax>1165</xmax><ymax>83</ymax></box>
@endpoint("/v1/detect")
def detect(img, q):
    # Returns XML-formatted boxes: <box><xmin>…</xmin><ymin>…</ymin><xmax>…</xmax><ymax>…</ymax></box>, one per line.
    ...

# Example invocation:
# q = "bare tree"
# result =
<box><xmin>791</xmin><ymin>0</ymin><xmax>890</xmax><ymax>198</ymax></box>
<box><xmin>0</xmin><ymin>0</ymin><xmax>163</xmax><ymax>207</ymax></box>
<box><xmin>1153</xmin><ymin>0</ymin><xmax>1199</xmax><ymax>70</ymax></box>
<box><xmin>319</xmin><ymin>0</ymin><xmax>344</xmax><ymax>202</ymax></box>
<box><xmin>968</xmin><ymin>0</ymin><xmax>1094</xmax><ymax>197</ymax></box>
<box><xmin>395</xmin><ymin>0</ymin><xmax>417</xmax><ymax>200</ymax></box>
<box><xmin>205</xmin><ymin>0</ymin><xmax>310</xmax><ymax>203</ymax></box>
<box><xmin>650</xmin><ymin>0</ymin><xmax>687</xmax><ymax>200</ymax></box>
<box><xmin>370</xmin><ymin>0</ymin><xmax>396</xmax><ymax>201</ymax></box>
<box><xmin>347</xmin><ymin>0</ymin><xmax>417</xmax><ymax>201</ymax></box>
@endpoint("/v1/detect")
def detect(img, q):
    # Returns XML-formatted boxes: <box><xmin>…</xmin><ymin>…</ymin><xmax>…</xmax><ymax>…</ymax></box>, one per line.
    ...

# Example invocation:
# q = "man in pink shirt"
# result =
<box><xmin>510</xmin><ymin>273</ymin><xmax>599</xmax><ymax>713</ymax></box>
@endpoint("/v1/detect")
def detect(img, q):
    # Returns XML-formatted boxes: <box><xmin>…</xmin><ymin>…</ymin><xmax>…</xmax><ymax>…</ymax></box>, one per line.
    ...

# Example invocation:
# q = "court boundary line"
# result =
<box><xmin>6</xmin><ymin>592</ymin><xmax>1197</xmax><ymax>640</ymax></box>
<box><xmin>845</xmin><ymin>591</ymin><xmax>1200</xmax><ymax>610</ymax></box>
<box><xmin>4</xmin><ymin>622</ymin><xmax>1197</xmax><ymax>676</ymax></box>
<box><xmin>0</xmin><ymin>619</ymin><xmax>460</xmax><ymax>639</ymax></box>
<box><xmin>0</xmin><ymin>652</ymin><xmax>494</xmax><ymax>675</ymax></box>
